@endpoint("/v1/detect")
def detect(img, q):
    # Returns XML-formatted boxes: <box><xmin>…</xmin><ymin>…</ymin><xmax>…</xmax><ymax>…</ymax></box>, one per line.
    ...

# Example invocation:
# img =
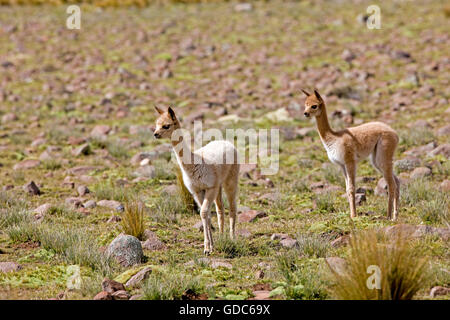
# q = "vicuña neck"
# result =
<box><xmin>171</xmin><ymin>127</ymin><xmax>196</xmax><ymax>171</ymax></box>
<box><xmin>315</xmin><ymin>103</ymin><xmax>335</xmax><ymax>142</ymax></box>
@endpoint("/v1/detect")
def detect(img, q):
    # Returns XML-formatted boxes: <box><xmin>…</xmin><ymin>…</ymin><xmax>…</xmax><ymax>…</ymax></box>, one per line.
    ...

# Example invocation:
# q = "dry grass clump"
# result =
<box><xmin>175</xmin><ymin>166</ymin><xmax>197</xmax><ymax>213</ymax></box>
<box><xmin>121</xmin><ymin>201</ymin><xmax>146</xmax><ymax>240</ymax></box>
<box><xmin>142</xmin><ymin>271</ymin><xmax>204</xmax><ymax>300</ymax></box>
<box><xmin>328</xmin><ymin>230</ymin><xmax>429</xmax><ymax>300</ymax></box>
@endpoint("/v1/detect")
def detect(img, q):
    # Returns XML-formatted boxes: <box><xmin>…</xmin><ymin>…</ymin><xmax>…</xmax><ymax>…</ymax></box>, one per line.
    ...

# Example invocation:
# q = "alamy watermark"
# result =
<box><xmin>66</xmin><ymin>5</ymin><xmax>81</xmax><ymax>30</ymax></box>
<box><xmin>169</xmin><ymin>121</ymin><xmax>280</xmax><ymax>175</ymax></box>
<box><xmin>366</xmin><ymin>5</ymin><xmax>381</xmax><ymax>29</ymax></box>
<box><xmin>366</xmin><ymin>265</ymin><xmax>381</xmax><ymax>290</ymax></box>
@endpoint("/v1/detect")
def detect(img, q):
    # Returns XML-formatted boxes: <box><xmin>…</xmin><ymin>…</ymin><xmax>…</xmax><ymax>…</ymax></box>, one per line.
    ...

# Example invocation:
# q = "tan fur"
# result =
<box><xmin>154</xmin><ymin>106</ymin><xmax>240</xmax><ymax>254</ymax></box>
<box><xmin>302</xmin><ymin>90</ymin><xmax>400</xmax><ymax>220</ymax></box>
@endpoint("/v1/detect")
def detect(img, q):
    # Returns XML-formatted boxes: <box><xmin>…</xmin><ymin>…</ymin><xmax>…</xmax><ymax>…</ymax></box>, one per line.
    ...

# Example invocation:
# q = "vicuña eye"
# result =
<box><xmin>311</xmin><ymin>105</ymin><xmax>318</xmax><ymax>109</ymax></box>
<box><xmin>162</xmin><ymin>125</ymin><xmax>170</xmax><ymax>129</ymax></box>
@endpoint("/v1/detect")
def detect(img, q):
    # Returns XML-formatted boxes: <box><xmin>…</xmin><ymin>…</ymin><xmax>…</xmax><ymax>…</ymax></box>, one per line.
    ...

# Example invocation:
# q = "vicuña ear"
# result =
<box><xmin>301</xmin><ymin>89</ymin><xmax>311</xmax><ymax>96</ymax></box>
<box><xmin>154</xmin><ymin>105</ymin><xmax>164</xmax><ymax>115</ymax></box>
<box><xmin>168</xmin><ymin>107</ymin><xmax>177</xmax><ymax>121</ymax></box>
<box><xmin>314</xmin><ymin>89</ymin><xmax>323</xmax><ymax>101</ymax></box>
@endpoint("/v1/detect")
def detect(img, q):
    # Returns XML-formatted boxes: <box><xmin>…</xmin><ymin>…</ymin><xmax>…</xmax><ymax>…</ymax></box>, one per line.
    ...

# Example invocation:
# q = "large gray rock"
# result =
<box><xmin>106</xmin><ymin>235</ymin><xmax>143</xmax><ymax>267</ymax></box>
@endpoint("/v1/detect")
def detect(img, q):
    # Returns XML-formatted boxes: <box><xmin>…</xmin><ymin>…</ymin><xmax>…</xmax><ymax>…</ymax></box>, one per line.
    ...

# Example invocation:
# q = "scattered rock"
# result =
<box><xmin>129</xmin><ymin>294</ymin><xmax>143</xmax><ymax>300</ymax></box>
<box><xmin>72</xmin><ymin>143</ymin><xmax>90</xmax><ymax>156</ymax></box>
<box><xmin>394</xmin><ymin>156</ymin><xmax>421</xmax><ymax>172</ymax></box>
<box><xmin>1</xmin><ymin>113</ymin><xmax>18</xmax><ymax>123</ymax></box>
<box><xmin>234</xmin><ymin>3</ymin><xmax>253</xmax><ymax>12</ymax></box>
<box><xmin>410</xmin><ymin>167</ymin><xmax>432</xmax><ymax>179</ymax></box>
<box><xmin>430</xmin><ymin>286</ymin><xmax>450</xmax><ymax>298</ymax></box>
<box><xmin>238</xmin><ymin>210</ymin><xmax>267</xmax><ymax>223</ymax></box>
<box><xmin>250</xmin><ymin>290</ymin><xmax>271</xmax><ymax>300</ymax></box>
<box><xmin>107</xmin><ymin>215</ymin><xmax>121</xmax><ymax>223</ymax></box>
<box><xmin>280</xmin><ymin>238</ymin><xmax>298</xmax><ymax>248</ymax></box>
<box><xmin>102</xmin><ymin>278</ymin><xmax>125</xmax><ymax>294</ymax></box>
<box><xmin>331</xmin><ymin>235</ymin><xmax>350</xmax><ymax>248</ymax></box>
<box><xmin>133</xmin><ymin>165</ymin><xmax>156</xmax><ymax>178</ymax></box>
<box><xmin>270</xmin><ymin>233</ymin><xmax>290</xmax><ymax>241</ymax></box>
<box><xmin>77</xmin><ymin>185</ymin><xmax>90</xmax><ymax>196</ymax></box>
<box><xmin>23</xmin><ymin>181</ymin><xmax>41</xmax><ymax>195</ymax></box>
<box><xmin>106</xmin><ymin>235</ymin><xmax>143</xmax><ymax>267</ymax></box>
<box><xmin>97</xmin><ymin>200</ymin><xmax>124</xmax><ymax>212</ymax></box>
<box><xmin>33</xmin><ymin>203</ymin><xmax>52</xmax><ymax>215</ymax></box>
<box><xmin>355</xmin><ymin>193</ymin><xmax>366</xmax><ymax>205</ymax></box>
<box><xmin>326</xmin><ymin>257</ymin><xmax>347</xmax><ymax>276</ymax></box>
<box><xmin>440</xmin><ymin>180</ymin><xmax>450</xmax><ymax>192</ymax></box>
<box><xmin>125</xmin><ymin>266</ymin><xmax>152</xmax><ymax>288</ymax></box>
<box><xmin>428</xmin><ymin>144</ymin><xmax>450</xmax><ymax>159</ymax></box>
<box><xmin>83</xmin><ymin>200</ymin><xmax>96</xmax><ymax>209</ymax></box>
<box><xmin>111</xmin><ymin>290</ymin><xmax>130</xmax><ymax>300</ymax></box>
<box><xmin>65</xmin><ymin>197</ymin><xmax>83</xmax><ymax>208</ymax></box>
<box><xmin>381</xmin><ymin>224</ymin><xmax>449</xmax><ymax>241</ymax></box>
<box><xmin>13</xmin><ymin>159</ymin><xmax>40</xmax><ymax>170</ymax></box>
<box><xmin>211</xmin><ymin>260</ymin><xmax>232</xmax><ymax>269</ymax></box>
<box><xmin>142</xmin><ymin>230</ymin><xmax>166</xmax><ymax>251</ymax></box>
<box><xmin>404</xmin><ymin>142</ymin><xmax>437</xmax><ymax>157</ymax></box>
<box><xmin>0</xmin><ymin>262</ymin><xmax>23</xmax><ymax>273</ymax></box>
<box><xmin>436</xmin><ymin>124</ymin><xmax>450</xmax><ymax>137</ymax></box>
<box><xmin>374</xmin><ymin>178</ymin><xmax>388</xmax><ymax>196</ymax></box>
<box><xmin>255</xmin><ymin>270</ymin><xmax>265</xmax><ymax>279</ymax></box>
<box><xmin>93</xmin><ymin>291</ymin><xmax>112</xmax><ymax>300</ymax></box>
<box><xmin>91</xmin><ymin>125</ymin><xmax>111</xmax><ymax>137</ymax></box>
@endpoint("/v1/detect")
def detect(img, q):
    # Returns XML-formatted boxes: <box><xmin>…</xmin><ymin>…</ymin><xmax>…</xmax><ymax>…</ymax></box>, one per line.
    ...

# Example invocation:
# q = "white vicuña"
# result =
<box><xmin>302</xmin><ymin>89</ymin><xmax>400</xmax><ymax>220</ymax></box>
<box><xmin>154</xmin><ymin>106</ymin><xmax>240</xmax><ymax>254</ymax></box>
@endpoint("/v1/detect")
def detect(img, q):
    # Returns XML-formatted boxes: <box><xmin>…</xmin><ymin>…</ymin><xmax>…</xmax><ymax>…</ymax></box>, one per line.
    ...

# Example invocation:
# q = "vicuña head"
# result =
<box><xmin>302</xmin><ymin>89</ymin><xmax>324</xmax><ymax>118</ymax></box>
<box><xmin>153</xmin><ymin>106</ymin><xmax>180</xmax><ymax>139</ymax></box>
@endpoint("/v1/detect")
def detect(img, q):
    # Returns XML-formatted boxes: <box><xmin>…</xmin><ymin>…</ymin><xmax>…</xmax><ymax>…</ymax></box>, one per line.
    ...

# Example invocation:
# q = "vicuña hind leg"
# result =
<box><xmin>375</xmin><ymin>140</ymin><xmax>399</xmax><ymax>220</ymax></box>
<box><xmin>224</xmin><ymin>180</ymin><xmax>238</xmax><ymax>240</ymax></box>
<box><xmin>214</xmin><ymin>187</ymin><xmax>225</xmax><ymax>234</ymax></box>
<box><xmin>344</xmin><ymin>161</ymin><xmax>357</xmax><ymax>218</ymax></box>
<box><xmin>200</xmin><ymin>188</ymin><xmax>219</xmax><ymax>255</ymax></box>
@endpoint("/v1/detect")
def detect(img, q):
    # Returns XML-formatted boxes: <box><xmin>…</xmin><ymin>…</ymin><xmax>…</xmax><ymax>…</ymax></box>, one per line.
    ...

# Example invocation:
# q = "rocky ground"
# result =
<box><xmin>0</xmin><ymin>1</ymin><xmax>449</xmax><ymax>300</ymax></box>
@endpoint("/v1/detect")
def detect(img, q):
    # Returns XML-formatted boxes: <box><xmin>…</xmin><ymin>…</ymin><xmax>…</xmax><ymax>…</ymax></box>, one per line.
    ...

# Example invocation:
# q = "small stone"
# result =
<box><xmin>430</xmin><ymin>286</ymin><xmax>450</xmax><ymax>298</ymax></box>
<box><xmin>133</xmin><ymin>165</ymin><xmax>156</xmax><ymax>178</ymax></box>
<box><xmin>280</xmin><ymin>238</ymin><xmax>298</xmax><ymax>248</ymax></box>
<box><xmin>142</xmin><ymin>232</ymin><xmax>166</xmax><ymax>251</ymax></box>
<box><xmin>13</xmin><ymin>159</ymin><xmax>40</xmax><ymax>170</ymax></box>
<box><xmin>410</xmin><ymin>167</ymin><xmax>432</xmax><ymax>179</ymax></box>
<box><xmin>0</xmin><ymin>262</ymin><xmax>23</xmax><ymax>273</ymax></box>
<box><xmin>234</xmin><ymin>3</ymin><xmax>253</xmax><ymax>12</ymax></box>
<box><xmin>440</xmin><ymin>180</ymin><xmax>450</xmax><ymax>192</ymax></box>
<box><xmin>91</xmin><ymin>125</ymin><xmax>111</xmax><ymax>137</ymax></box>
<box><xmin>374</xmin><ymin>178</ymin><xmax>388</xmax><ymax>196</ymax></box>
<box><xmin>106</xmin><ymin>235</ymin><xmax>143</xmax><ymax>267</ymax></box>
<box><xmin>31</xmin><ymin>138</ymin><xmax>46</xmax><ymax>147</ymax></box>
<box><xmin>436</xmin><ymin>124</ymin><xmax>450</xmax><ymax>137</ymax></box>
<box><xmin>238</xmin><ymin>210</ymin><xmax>267</xmax><ymax>223</ymax></box>
<box><xmin>428</xmin><ymin>144</ymin><xmax>450</xmax><ymax>159</ymax></box>
<box><xmin>111</xmin><ymin>290</ymin><xmax>130</xmax><ymax>300</ymax></box>
<box><xmin>326</xmin><ymin>257</ymin><xmax>347</xmax><ymax>276</ymax></box>
<box><xmin>23</xmin><ymin>181</ymin><xmax>41</xmax><ymax>195</ymax></box>
<box><xmin>65</xmin><ymin>197</ymin><xmax>83</xmax><ymax>208</ymax></box>
<box><xmin>93</xmin><ymin>291</ymin><xmax>112</xmax><ymax>300</ymax></box>
<box><xmin>355</xmin><ymin>193</ymin><xmax>366</xmax><ymax>205</ymax></box>
<box><xmin>125</xmin><ymin>267</ymin><xmax>152</xmax><ymax>288</ymax></box>
<box><xmin>72</xmin><ymin>143</ymin><xmax>90</xmax><ymax>156</ymax></box>
<box><xmin>33</xmin><ymin>203</ymin><xmax>52</xmax><ymax>215</ymax></box>
<box><xmin>83</xmin><ymin>200</ymin><xmax>96</xmax><ymax>209</ymax></box>
<box><xmin>101</xmin><ymin>278</ymin><xmax>125</xmax><ymax>294</ymax></box>
<box><xmin>394</xmin><ymin>157</ymin><xmax>421</xmax><ymax>172</ymax></box>
<box><xmin>97</xmin><ymin>200</ymin><xmax>124</xmax><ymax>212</ymax></box>
<box><xmin>255</xmin><ymin>270</ymin><xmax>265</xmax><ymax>279</ymax></box>
<box><xmin>129</xmin><ymin>294</ymin><xmax>143</xmax><ymax>300</ymax></box>
<box><xmin>250</xmin><ymin>290</ymin><xmax>271</xmax><ymax>300</ymax></box>
<box><xmin>107</xmin><ymin>215</ymin><xmax>121</xmax><ymax>223</ymax></box>
<box><xmin>211</xmin><ymin>260</ymin><xmax>232</xmax><ymax>269</ymax></box>
<box><xmin>77</xmin><ymin>185</ymin><xmax>90</xmax><ymax>196</ymax></box>
<box><xmin>1</xmin><ymin>113</ymin><xmax>18</xmax><ymax>123</ymax></box>
<box><xmin>270</xmin><ymin>233</ymin><xmax>289</xmax><ymax>241</ymax></box>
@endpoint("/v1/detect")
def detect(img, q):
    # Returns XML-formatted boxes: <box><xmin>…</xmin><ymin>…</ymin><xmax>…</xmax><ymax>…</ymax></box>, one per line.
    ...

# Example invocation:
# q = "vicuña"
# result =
<box><xmin>153</xmin><ymin>106</ymin><xmax>240</xmax><ymax>254</ymax></box>
<box><xmin>302</xmin><ymin>89</ymin><xmax>400</xmax><ymax>220</ymax></box>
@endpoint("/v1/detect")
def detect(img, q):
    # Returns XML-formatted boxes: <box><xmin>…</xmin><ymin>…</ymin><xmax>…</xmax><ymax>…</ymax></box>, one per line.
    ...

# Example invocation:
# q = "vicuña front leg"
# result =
<box><xmin>200</xmin><ymin>188</ymin><xmax>218</xmax><ymax>255</ymax></box>
<box><xmin>345</xmin><ymin>162</ymin><xmax>357</xmax><ymax>219</ymax></box>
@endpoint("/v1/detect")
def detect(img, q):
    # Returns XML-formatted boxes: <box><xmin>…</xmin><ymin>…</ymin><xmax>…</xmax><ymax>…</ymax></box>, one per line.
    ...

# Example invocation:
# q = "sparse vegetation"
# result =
<box><xmin>328</xmin><ymin>230</ymin><xmax>430</xmax><ymax>300</ymax></box>
<box><xmin>142</xmin><ymin>271</ymin><xmax>204</xmax><ymax>300</ymax></box>
<box><xmin>121</xmin><ymin>201</ymin><xmax>146</xmax><ymax>240</ymax></box>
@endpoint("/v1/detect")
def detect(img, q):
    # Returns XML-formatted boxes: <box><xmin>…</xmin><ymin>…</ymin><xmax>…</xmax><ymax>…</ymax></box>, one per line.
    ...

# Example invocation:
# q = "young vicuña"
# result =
<box><xmin>302</xmin><ymin>89</ymin><xmax>400</xmax><ymax>220</ymax></box>
<box><xmin>153</xmin><ymin>106</ymin><xmax>240</xmax><ymax>254</ymax></box>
